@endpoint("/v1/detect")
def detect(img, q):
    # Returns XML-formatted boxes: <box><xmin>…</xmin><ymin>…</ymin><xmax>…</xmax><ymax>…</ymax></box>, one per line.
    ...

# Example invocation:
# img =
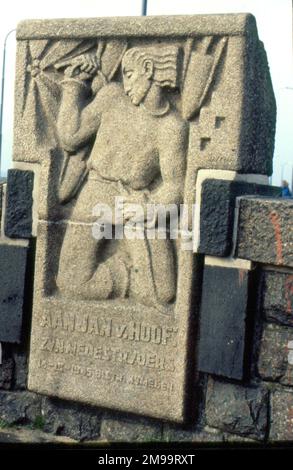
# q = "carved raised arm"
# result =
<box><xmin>56</xmin><ymin>54</ymin><xmax>101</xmax><ymax>152</ymax></box>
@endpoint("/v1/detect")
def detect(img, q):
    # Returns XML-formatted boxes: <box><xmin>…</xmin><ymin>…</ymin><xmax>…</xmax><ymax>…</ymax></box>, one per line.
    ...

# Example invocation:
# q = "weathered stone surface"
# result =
<box><xmin>198</xmin><ymin>179</ymin><xmax>279</xmax><ymax>257</ymax></box>
<box><xmin>4</xmin><ymin>169</ymin><xmax>34</xmax><ymax>239</ymax></box>
<box><xmin>40</xmin><ymin>396</ymin><xmax>102</xmax><ymax>441</ymax></box>
<box><xmin>205</xmin><ymin>378</ymin><xmax>269</xmax><ymax>440</ymax></box>
<box><xmin>12</xmin><ymin>14</ymin><xmax>275</xmax><ymax>422</ymax></box>
<box><xmin>236</xmin><ymin>197</ymin><xmax>293</xmax><ymax>267</ymax></box>
<box><xmin>0</xmin><ymin>391</ymin><xmax>41</xmax><ymax>426</ymax></box>
<box><xmin>100</xmin><ymin>416</ymin><xmax>162</xmax><ymax>442</ymax></box>
<box><xmin>270</xmin><ymin>388</ymin><xmax>293</xmax><ymax>441</ymax></box>
<box><xmin>198</xmin><ymin>265</ymin><xmax>251</xmax><ymax>380</ymax></box>
<box><xmin>258</xmin><ymin>323</ymin><xmax>293</xmax><ymax>386</ymax></box>
<box><xmin>261</xmin><ymin>270</ymin><xmax>293</xmax><ymax>327</ymax></box>
<box><xmin>0</xmin><ymin>244</ymin><xmax>28</xmax><ymax>343</ymax></box>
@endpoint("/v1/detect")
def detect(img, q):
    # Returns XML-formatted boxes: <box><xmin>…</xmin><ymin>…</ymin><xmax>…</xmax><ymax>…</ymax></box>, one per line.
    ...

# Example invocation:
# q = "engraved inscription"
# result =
<box><xmin>39</xmin><ymin>336</ymin><xmax>175</xmax><ymax>371</ymax></box>
<box><xmin>39</xmin><ymin>311</ymin><xmax>178</xmax><ymax>346</ymax></box>
<box><xmin>37</xmin><ymin>358</ymin><xmax>175</xmax><ymax>393</ymax></box>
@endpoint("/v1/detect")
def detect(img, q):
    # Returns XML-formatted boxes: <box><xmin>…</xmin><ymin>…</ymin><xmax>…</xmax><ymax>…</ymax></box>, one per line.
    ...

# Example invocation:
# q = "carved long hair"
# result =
<box><xmin>122</xmin><ymin>46</ymin><xmax>179</xmax><ymax>88</ymax></box>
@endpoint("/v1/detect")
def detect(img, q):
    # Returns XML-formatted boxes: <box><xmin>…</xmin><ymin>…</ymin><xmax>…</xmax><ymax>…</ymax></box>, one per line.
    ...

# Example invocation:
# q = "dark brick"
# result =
<box><xmin>0</xmin><ymin>244</ymin><xmax>28</xmax><ymax>343</ymax></box>
<box><xmin>4</xmin><ymin>169</ymin><xmax>34</xmax><ymax>239</ymax></box>
<box><xmin>41</xmin><ymin>396</ymin><xmax>102</xmax><ymax>441</ymax></box>
<box><xmin>258</xmin><ymin>323</ymin><xmax>293</xmax><ymax>386</ymax></box>
<box><xmin>13</xmin><ymin>349</ymin><xmax>28</xmax><ymax>390</ymax></box>
<box><xmin>199</xmin><ymin>179</ymin><xmax>280</xmax><ymax>256</ymax></box>
<box><xmin>236</xmin><ymin>197</ymin><xmax>293</xmax><ymax>267</ymax></box>
<box><xmin>270</xmin><ymin>387</ymin><xmax>293</xmax><ymax>441</ymax></box>
<box><xmin>261</xmin><ymin>270</ymin><xmax>293</xmax><ymax>327</ymax></box>
<box><xmin>0</xmin><ymin>353</ymin><xmax>13</xmax><ymax>391</ymax></box>
<box><xmin>100</xmin><ymin>416</ymin><xmax>162</xmax><ymax>443</ymax></box>
<box><xmin>198</xmin><ymin>265</ymin><xmax>252</xmax><ymax>380</ymax></box>
<box><xmin>0</xmin><ymin>391</ymin><xmax>41</xmax><ymax>426</ymax></box>
<box><xmin>205</xmin><ymin>377</ymin><xmax>269</xmax><ymax>440</ymax></box>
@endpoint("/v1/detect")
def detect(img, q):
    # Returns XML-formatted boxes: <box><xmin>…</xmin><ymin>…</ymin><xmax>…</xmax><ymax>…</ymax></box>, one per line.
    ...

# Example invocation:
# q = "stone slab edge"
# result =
<box><xmin>17</xmin><ymin>13</ymin><xmax>257</xmax><ymax>40</ymax></box>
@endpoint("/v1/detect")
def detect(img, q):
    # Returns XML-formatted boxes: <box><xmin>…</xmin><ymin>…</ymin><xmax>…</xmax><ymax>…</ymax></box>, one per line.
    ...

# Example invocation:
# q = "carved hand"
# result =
<box><xmin>55</xmin><ymin>53</ymin><xmax>100</xmax><ymax>81</ymax></box>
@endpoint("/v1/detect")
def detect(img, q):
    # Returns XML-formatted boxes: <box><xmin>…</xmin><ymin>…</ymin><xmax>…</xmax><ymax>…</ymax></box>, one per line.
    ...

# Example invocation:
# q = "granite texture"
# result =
<box><xmin>270</xmin><ymin>387</ymin><xmax>293</xmax><ymax>441</ymax></box>
<box><xmin>261</xmin><ymin>270</ymin><xmax>293</xmax><ymax>327</ymax></box>
<box><xmin>16</xmin><ymin>14</ymin><xmax>259</xmax><ymax>39</ymax></box>
<box><xmin>236</xmin><ymin>197</ymin><xmax>293</xmax><ymax>267</ymax></box>
<box><xmin>198</xmin><ymin>179</ymin><xmax>280</xmax><ymax>257</ymax></box>
<box><xmin>258</xmin><ymin>323</ymin><xmax>293</xmax><ymax>386</ymax></box>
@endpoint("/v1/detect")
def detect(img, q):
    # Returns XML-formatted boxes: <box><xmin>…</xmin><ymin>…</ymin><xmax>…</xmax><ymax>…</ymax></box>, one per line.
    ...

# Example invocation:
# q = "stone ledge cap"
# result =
<box><xmin>17</xmin><ymin>13</ymin><xmax>257</xmax><ymax>40</ymax></box>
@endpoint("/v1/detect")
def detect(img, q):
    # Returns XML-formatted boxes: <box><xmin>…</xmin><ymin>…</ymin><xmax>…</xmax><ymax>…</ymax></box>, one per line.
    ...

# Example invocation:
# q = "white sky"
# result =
<box><xmin>0</xmin><ymin>0</ymin><xmax>292</xmax><ymax>185</ymax></box>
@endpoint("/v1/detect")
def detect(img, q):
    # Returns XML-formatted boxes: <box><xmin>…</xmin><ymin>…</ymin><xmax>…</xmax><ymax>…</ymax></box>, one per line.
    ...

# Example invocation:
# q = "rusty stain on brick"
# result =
<box><xmin>269</xmin><ymin>211</ymin><xmax>283</xmax><ymax>265</ymax></box>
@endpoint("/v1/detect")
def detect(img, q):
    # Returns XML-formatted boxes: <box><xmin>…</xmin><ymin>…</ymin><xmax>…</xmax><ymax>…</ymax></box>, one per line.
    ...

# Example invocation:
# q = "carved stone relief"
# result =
<box><xmin>13</xmin><ymin>15</ymin><xmax>275</xmax><ymax>421</ymax></box>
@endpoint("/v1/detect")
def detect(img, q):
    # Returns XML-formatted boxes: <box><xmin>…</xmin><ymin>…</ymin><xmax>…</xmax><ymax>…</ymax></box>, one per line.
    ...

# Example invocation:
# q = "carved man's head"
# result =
<box><xmin>122</xmin><ymin>46</ymin><xmax>179</xmax><ymax>105</ymax></box>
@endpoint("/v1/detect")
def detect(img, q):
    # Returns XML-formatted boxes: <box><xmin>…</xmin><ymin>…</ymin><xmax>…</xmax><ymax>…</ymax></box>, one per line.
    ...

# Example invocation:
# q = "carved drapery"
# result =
<box><xmin>22</xmin><ymin>39</ymin><xmax>97</xmax><ymax>149</ymax></box>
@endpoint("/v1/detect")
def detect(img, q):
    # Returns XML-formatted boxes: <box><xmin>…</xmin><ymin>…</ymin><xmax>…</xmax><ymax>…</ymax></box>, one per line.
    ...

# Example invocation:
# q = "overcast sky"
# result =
<box><xmin>0</xmin><ymin>0</ymin><xmax>292</xmax><ymax>185</ymax></box>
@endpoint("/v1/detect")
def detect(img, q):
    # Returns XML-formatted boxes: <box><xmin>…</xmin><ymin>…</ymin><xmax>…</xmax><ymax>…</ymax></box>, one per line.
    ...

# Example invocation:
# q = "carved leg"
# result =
<box><xmin>147</xmin><ymin>237</ymin><xmax>176</xmax><ymax>304</ymax></box>
<box><xmin>56</xmin><ymin>222</ymin><xmax>113</xmax><ymax>300</ymax></box>
<box><xmin>56</xmin><ymin>222</ymin><xmax>130</xmax><ymax>300</ymax></box>
<box><xmin>128</xmin><ymin>237</ymin><xmax>176</xmax><ymax>306</ymax></box>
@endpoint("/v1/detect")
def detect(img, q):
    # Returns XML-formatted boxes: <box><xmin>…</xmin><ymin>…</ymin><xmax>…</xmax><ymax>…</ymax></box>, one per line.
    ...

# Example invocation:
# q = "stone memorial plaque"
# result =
<box><xmin>13</xmin><ymin>14</ymin><xmax>275</xmax><ymax>421</ymax></box>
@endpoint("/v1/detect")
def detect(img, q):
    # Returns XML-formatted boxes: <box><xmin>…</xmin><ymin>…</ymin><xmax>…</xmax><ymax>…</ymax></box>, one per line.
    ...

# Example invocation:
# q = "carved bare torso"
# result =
<box><xmin>89</xmin><ymin>86</ymin><xmax>160</xmax><ymax>190</ymax></box>
<box><xmin>58</xmin><ymin>82</ymin><xmax>188</xmax><ymax>204</ymax></box>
